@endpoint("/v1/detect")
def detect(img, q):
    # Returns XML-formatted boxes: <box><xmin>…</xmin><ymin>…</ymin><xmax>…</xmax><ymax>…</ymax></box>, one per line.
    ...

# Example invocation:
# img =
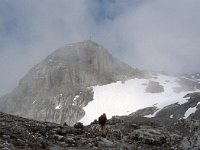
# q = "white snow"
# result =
<box><xmin>170</xmin><ymin>115</ymin><xmax>174</xmax><ymax>118</ymax></box>
<box><xmin>183</xmin><ymin>99</ymin><xmax>200</xmax><ymax>119</ymax></box>
<box><xmin>55</xmin><ymin>104</ymin><xmax>62</xmax><ymax>109</ymax></box>
<box><xmin>73</xmin><ymin>95</ymin><xmax>79</xmax><ymax>101</ymax></box>
<box><xmin>179</xmin><ymin>97</ymin><xmax>190</xmax><ymax>105</ymax></box>
<box><xmin>183</xmin><ymin>107</ymin><xmax>197</xmax><ymax>119</ymax></box>
<box><xmin>144</xmin><ymin>112</ymin><xmax>157</xmax><ymax>118</ymax></box>
<box><xmin>80</xmin><ymin>74</ymin><xmax>200</xmax><ymax>125</ymax></box>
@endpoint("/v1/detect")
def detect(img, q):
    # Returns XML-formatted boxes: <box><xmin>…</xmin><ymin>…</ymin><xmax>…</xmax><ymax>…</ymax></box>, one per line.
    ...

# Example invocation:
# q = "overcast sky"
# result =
<box><xmin>0</xmin><ymin>0</ymin><xmax>200</xmax><ymax>96</ymax></box>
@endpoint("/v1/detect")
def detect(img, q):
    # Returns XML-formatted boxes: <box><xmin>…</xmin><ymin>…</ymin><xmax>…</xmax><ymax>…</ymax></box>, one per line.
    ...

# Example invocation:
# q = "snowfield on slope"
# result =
<box><xmin>80</xmin><ymin>74</ymin><xmax>199</xmax><ymax>125</ymax></box>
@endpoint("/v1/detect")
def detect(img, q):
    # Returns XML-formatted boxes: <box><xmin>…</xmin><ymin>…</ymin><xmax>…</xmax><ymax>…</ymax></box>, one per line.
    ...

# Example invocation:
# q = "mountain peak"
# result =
<box><xmin>79</xmin><ymin>39</ymin><xmax>99</xmax><ymax>45</ymax></box>
<box><xmin>48</xmin><ymin>40</ymin><xmax>108</xmax><ymax>61</ymax></box>
<box><xmin>0</xmin><ymin>41</ymin><xmax>143</xmax><ymax>125</ymax></box>
<box><xmin>63</xmin><ymin>40</ymin><xmax>103</xmax><ymax>50</ymax></box>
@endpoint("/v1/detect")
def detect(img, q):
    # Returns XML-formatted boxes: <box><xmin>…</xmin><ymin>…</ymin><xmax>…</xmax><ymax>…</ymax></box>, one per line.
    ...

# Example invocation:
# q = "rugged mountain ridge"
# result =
<box><xmin>130</xmin><ymin>92</ymin><xmax>200</xmax><ymax>121</ymax></box>
<box><xmin>0</xmin><ymin>40</ymin><xmax>143</xmax><ymax>126</ymax></box>
<box><xmin>128</xmin><ymin>73</ymin><xmax>200</xmax><ymax>121</ymax></box>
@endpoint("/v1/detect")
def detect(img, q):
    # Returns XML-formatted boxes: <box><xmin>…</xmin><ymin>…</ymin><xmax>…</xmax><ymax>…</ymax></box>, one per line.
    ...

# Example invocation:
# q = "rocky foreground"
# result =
<box><xmin>0</xmin><ymin>112</ymin><xmax>200</xmax><ymax>150</ymax></box>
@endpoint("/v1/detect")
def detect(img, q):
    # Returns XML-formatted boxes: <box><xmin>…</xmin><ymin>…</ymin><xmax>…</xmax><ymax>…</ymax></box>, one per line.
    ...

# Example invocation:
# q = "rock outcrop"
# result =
<box><xmin>129</xmin><ymin>106</ymin><xmax>158</xmax><ymax>118</ymax></box>
<box><xmin>145</xmin><ymin>81</ymin><xmax>164</xmax><ymax>93</ymax></box>
<box><xmin>129</xmin><ymin>92</ymin><xmax>200</xmax><ymax>123</ymax></box>
<box><xmin>1</xmin><ymin>111</ymin><xmax>200</xmax><ymax>150</ymax></box>
<box><xmin>0</xmin><ymin>40</ymin><xmax>143</xmax><ymax>126</ymax></box>
<box><xmin>174</xmin><ymin>77</ymin><xmax>200</xmax><ymax>93</ymax></box>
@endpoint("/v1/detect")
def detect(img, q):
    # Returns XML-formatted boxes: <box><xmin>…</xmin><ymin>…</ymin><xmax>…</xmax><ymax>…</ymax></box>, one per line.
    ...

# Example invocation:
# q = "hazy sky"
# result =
<box><xmin>0</xmin><ymin>0</ymin><xmax>200</xmax><ymax>96</ymax></box>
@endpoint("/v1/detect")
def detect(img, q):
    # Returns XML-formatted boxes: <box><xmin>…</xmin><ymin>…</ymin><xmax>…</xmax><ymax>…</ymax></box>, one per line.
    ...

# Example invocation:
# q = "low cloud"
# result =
<box><xmin>0</xmin><ymin>0</ymin><xmax>200</xmax><ymax>95</ymax></box>
<box><xmin>91</xmin><ymin>0</ymin><xmax>200</xmax><ymax>74</ymax></box>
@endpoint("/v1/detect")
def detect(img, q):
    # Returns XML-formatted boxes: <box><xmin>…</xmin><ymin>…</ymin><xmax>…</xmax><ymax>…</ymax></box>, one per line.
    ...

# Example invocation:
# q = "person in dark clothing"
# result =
<box><xmin>98</xmin><ymin>113</ymin><xmax>107</xmax><ymax>137</ymax></box>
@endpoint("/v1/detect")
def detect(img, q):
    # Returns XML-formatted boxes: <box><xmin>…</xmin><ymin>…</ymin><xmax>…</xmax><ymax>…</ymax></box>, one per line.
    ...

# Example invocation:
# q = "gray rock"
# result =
<box><xmin>174</xmin><ymin>77</ymin><xmax>200</xmax><ymax>93</ymax></box>
<box><xmin>155</xmin><ymin>92</ymin><xmax>200</xmax><ymax>121</ymax></box>
<box><xmin>74</xmin><ymin>122</ymin><xmax>84</xmax><ymax>129</ymax></box>
<box><xmin>129</xmin><ymin>106</ymin><xmax>158</xmax><ymax>117</ymax></box>
<box><xmin>53</xmin><ymin>134</ymin><xmax>64</xmax><ymax>141</ymax></box>
<box><xmin>0</xmin><ymin>40</ymin><xmax>143</xmax><ymax>126</ymax></box>
<box><xmin>145</xmin><ymin>81</ymin><xmax>164</xmax><ymax>93</ymax></box>
<box><xmin>0</xmin><ymin>110</ymin><xmax>200</xmax><ymax>150</ymax></box>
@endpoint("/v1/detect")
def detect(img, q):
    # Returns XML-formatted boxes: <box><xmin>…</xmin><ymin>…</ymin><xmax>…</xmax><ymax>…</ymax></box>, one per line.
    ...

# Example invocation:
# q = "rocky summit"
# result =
<box><xmin>1</xmin><ymin>109</ymin><xmax>200</xmax><ymax>150</ymax></box>
<box><xmin>0</xmin><ymin>40</ymin><xmax>143</xmax><ymax>126</ymax></box>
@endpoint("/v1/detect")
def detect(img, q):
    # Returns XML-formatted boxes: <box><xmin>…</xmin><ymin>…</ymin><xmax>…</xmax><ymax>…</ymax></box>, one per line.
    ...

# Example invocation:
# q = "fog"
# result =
<box><xmin>0</xmin><ymin>0</ymin><xmax>200</xmax><ymax>96</ymax></box>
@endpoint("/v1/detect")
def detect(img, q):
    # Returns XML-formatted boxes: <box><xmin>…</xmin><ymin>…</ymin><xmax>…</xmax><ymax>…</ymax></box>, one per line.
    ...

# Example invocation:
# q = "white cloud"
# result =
<box><xmin>93</xmin><ymin>0</ymin><xmax>200</xmax><ymax>73</ymax></box>
<box><xmin>0</xmin><ymin>0</ymin><xmax>200</xmax><ymax>95</ymax></box>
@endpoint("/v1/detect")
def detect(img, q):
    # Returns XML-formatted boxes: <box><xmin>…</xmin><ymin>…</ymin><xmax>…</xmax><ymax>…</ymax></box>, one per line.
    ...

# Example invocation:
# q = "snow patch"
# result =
<box><xmin>73</xmin><ymin>95</ymin><xmax>80</xmax><ymax>101</ymax></box>
<box><xmin>179</xmin><ymin>97</ymin><xmax>190</xmax><ymax>105</ymax></box>
<box><xmin>145</xmin><ymin>109</ymin><xmax>160</xmax><ymax>118</ymax></box>
<box><xmin>144</xmin><ymin>113</ymin><xmax>157</xmax><ymax>118</ymax></box>
<box><xmin>183</xmin><ymin>107</ymin><xmax>197</xmax><ymax>119</ymax></box>
<box><xmin>170</xmin><ymin>115</ymin><xmax>174</xmax><ymax>118</ymax></box>
<box><xmin>55</xmin><ymin>104</ymin><xmax>62</xmax><ymax>110</ymax></box>
<box><xmin>80</xmin><ymin>74</ymin><xmax>200</xmax><ymax>125</ymax></box>
<box><xmin>80</xmin><ymin>74</ymin><xmax>196</xmax><ymax>125</ymax></box>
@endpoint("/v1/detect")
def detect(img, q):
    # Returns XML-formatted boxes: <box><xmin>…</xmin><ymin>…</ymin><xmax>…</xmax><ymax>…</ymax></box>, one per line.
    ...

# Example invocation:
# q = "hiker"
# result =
<box><xmin>98</xmin><ymin>113</ymin><xmax>107</xmax><ymax>137</ymax></box>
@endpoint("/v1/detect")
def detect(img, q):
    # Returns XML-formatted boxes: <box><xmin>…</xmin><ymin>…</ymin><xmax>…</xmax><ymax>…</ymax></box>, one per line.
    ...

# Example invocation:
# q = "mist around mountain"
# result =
<box><xmin>1</xmin><ymin>40</ymin><xmax>200</xmax><ymax>149</ymax></box>
<box><xmin>1</xmin><ymin>40</ymin><xmax>200</xmax><ymax>127</ymax></box>
<box><xmin>0</xmin><ymin>40</ymin><xmax>143</xmax><ymax>126</ymax></box>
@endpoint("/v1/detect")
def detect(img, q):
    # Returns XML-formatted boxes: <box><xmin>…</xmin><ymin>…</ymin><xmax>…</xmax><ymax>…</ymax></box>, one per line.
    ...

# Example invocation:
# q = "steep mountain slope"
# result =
<box><xmin>0</xmin><ymin>40</ymin><xmax>143</xmax><ymax>126</ymax></box>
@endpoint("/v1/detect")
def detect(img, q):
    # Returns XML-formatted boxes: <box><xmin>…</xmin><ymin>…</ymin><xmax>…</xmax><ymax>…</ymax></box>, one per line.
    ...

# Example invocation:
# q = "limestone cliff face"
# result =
<box><xmin>0</xmin><ymin>40</ymin><xmax>142</xmax><ymax>125</ymax></box>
